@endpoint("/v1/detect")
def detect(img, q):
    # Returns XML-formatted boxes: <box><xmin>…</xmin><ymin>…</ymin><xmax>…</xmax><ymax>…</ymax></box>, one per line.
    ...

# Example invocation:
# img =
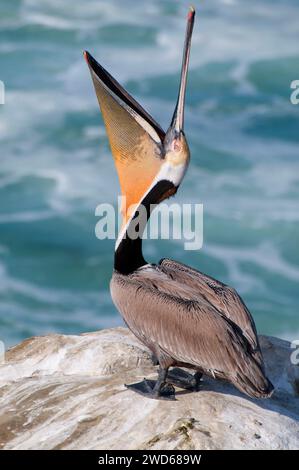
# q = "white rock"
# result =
<box><xmin>0</xmin><ymin>327</ymin><xmax>298</xmax><ymax>450</ymax></box>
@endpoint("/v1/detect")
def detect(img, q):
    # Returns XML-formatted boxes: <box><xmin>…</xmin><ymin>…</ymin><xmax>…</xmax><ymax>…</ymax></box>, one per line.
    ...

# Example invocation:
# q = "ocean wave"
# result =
<box><xmin>205</xmin><ymin>242</ymin><xmax>299</xmax><ymax>284</ymax></box>
<box><xmin>0</xmin><ymin>0</ymin><xmax>298</xmax><ymax>344</ymax></box>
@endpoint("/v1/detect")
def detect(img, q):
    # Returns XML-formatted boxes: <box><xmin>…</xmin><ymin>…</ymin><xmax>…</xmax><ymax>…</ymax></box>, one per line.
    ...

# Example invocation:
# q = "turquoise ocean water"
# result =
<box><xmin>0</xmin><ymin>0</ymin><xmax>298</xmax><ymax>346</ymax></box>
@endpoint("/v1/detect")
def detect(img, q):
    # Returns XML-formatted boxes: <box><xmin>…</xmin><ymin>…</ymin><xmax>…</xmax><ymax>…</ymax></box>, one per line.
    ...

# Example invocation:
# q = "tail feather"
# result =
<box><xmin>223</xmin><ymin>317</ymin><xmax>274</xmax><ymax>398</ymax></box>
<box><xmin>233</xmin><ymin>357</ymin><xmax>274</xmax><ymax>399</ymax></box>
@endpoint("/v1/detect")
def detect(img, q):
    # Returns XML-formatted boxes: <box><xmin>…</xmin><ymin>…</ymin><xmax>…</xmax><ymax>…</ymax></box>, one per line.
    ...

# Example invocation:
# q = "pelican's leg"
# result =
<box><xmin>125</xmin><ymin>366</ymin><xmax>175</xmax><ymax>400</ymax></box>
<box><xmin>193</xmin><ymin>371</ymin><xmax>203</xmax><ymax>390</ymax></box>
<box><xmin>166</xmin><ymin>368</ymin><xmax>202</xmax><ymax>391</ymax></box>
<box><xmin>151</xmin><ymin>354</ymin><xmax>159</xmax><ymax>366</ymax></box>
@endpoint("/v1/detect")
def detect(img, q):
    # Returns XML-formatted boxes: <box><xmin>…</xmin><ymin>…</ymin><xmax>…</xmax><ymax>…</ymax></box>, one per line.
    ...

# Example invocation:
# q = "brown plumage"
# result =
<box><xmin>111</xmin><ymin>260</ymin><xmax>272</xmax><ymax>398</ymax></box>
<box><xmin>85</xmin><ymin>7</ymin><xmax>273</xmax><ymax>400</ymax></box>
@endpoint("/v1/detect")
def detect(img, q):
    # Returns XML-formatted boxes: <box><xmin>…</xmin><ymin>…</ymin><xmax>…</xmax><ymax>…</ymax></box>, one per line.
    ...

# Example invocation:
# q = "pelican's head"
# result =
<box><xmin>163</xmin><ymin>127</ymin><xmax>190</xmax><ymax>168</ymax></box>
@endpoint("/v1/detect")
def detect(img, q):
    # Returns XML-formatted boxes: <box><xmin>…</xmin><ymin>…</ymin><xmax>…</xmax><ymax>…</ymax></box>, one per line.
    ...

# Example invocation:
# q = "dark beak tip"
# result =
<box><xmin>83</xmin><ymin>51</ymin><xmax>99</xmax><ymax>76</ymax></box>
<box><xmin>188</xmin><ymin>6</ymin><xmax>195</xmax><ymax>21</ymax></box>
<box><xmin>83</xmin><ymin>51</ymin><xmax>95</xmax><ymax>69</ymax></box>
<box><xmin>83</xmin><ymin>50</ymin><xmax>89</xmax><ymax>64</ymax></box>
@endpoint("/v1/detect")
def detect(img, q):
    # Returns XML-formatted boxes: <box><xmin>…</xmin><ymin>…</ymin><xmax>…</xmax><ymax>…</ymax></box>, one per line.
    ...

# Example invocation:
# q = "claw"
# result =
<box><xmin>166</xmin><ymin>368</ymin><xmax>202</xmax><ymax>391</ymax></box>
<box><xmin>125</xmin><ymin>379</ymin><xmax>176</xmax><ymax>401</ymax></box>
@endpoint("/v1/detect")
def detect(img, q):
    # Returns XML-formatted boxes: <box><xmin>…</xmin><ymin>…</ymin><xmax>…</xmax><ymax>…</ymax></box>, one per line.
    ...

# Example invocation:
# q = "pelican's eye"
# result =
<box><xmin>173</xmin><ymin>138</ymin><xmax>182</xmax><ymax>152</ymax></box>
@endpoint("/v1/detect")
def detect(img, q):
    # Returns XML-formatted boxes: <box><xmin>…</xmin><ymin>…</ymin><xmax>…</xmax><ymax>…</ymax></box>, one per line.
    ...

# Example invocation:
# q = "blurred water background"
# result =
<box><xmin>0</xmin><ymin>0</ymin><xmax>298</xmax><ymax>346</ymax></box>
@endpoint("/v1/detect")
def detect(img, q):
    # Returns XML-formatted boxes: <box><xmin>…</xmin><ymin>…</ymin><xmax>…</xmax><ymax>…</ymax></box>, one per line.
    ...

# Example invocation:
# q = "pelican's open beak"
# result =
<box><xmin>84</xmin><ymin>8</ymin><xmax>195</xmax><ymax>229</ymax></box>
<box><xmin>171</xmin><ymin>6</ymin><xmax>195</xmax><ymax>134</ymax></box>
<box><xmin>83</xmin><ymin>48</ymin><xmax>166</xmax><ymax>228</ymax></box>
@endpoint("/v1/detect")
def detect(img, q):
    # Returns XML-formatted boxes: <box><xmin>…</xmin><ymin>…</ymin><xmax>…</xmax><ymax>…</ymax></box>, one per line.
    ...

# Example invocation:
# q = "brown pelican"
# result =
<box><xmin>84</xmin><ymin>7</ymin><xmax>274</xmax><ymax>400</ymax></box>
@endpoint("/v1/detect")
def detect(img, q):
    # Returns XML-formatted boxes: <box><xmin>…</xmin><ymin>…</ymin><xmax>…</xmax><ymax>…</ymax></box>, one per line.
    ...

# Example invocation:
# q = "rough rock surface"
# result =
<box><xmin>0</xmin><ymin>327</ymin><xmax>298</xmax><ymax>450</ymax></box>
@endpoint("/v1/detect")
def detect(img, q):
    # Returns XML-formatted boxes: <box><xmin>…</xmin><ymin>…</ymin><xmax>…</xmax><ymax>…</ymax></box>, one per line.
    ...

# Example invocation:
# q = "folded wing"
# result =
<box><xmin>159</xmin><ymin>258</ymin><xmax>263</xmax><ymax>367</ymax></box>
<box><xmin>111</xmin><ymin>268</ymin><xmax>271</xmax><ymax>398</ymax></box>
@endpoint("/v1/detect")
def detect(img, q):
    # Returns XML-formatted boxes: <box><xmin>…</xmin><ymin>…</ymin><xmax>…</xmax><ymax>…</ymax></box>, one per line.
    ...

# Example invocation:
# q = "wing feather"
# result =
<box><xmin>111</xmin><ymin>269</ymin><xmax>268</xmax><ymax>396</ymax></box>
<box><xmin>159</xmin><ymin>258</ymin><xmax>262</xmax><ymax>363</ymax></box>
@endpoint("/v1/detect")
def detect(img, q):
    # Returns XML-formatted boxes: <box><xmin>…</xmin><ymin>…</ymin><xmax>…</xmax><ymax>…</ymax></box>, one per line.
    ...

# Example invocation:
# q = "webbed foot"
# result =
<box><xmin>125</xmin><ymin>366</ymin><xmax>176</xmax><ymax>401</ymax></box>
<box><xmin>166</xmin><ymin>368</ymin><xmax>202</xmax><ymax>391</ymax></box>
<box><xmin>125</xmin><ymin>379</ymin><xmax>175</xmax><ymax>401</ymax></box>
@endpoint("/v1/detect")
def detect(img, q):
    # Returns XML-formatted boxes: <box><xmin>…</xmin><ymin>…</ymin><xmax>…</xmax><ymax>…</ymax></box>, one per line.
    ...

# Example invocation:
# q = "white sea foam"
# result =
<box><xmin>280</xmin><ymin>330</ymin><xmax>299</xmax><ymax>342</ymax></box>
<box><xmin>205</xmin><ymin>242</ymin><xmax>299</xmax><ymax>284</ymax></box>
<box><xmin>0</xmin><ymin>211</ymin><xmax>54</xmax><ymax>223</ymax></box>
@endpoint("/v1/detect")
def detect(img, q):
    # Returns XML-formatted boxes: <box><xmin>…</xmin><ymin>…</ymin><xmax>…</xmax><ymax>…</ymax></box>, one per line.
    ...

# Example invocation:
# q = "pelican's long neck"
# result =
<box><xmin>114</xmin><ymin>180</ymin><xmax>175</xmax><ymax>274</ymax></box>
